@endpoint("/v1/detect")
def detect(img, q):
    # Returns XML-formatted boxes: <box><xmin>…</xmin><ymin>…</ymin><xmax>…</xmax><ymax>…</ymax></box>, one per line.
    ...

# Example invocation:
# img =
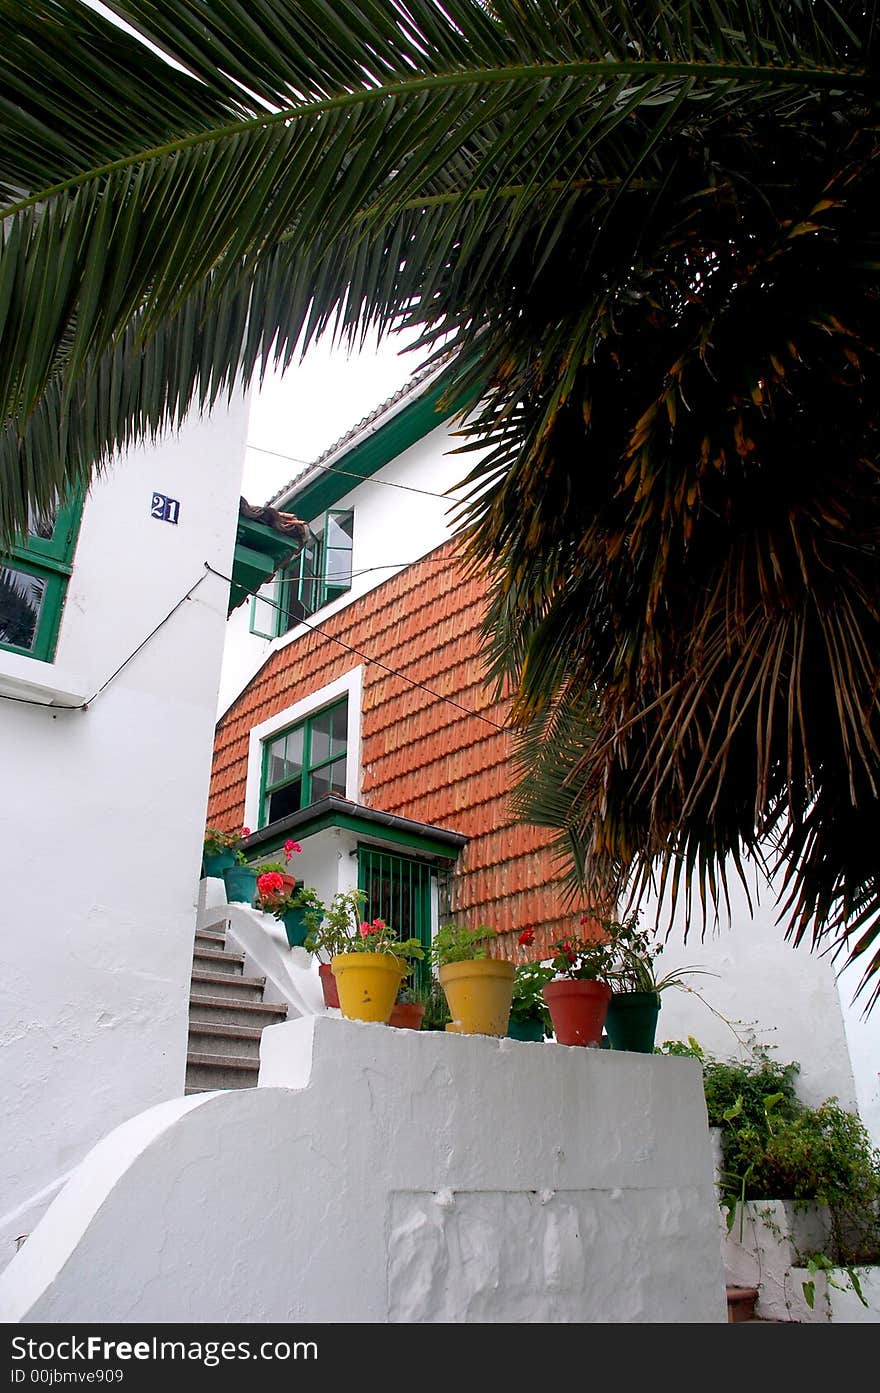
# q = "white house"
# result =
<box><xmin>0</xmin><ymin>394</ymin><xmax>264</xmax><ymax>1270</ymax></box>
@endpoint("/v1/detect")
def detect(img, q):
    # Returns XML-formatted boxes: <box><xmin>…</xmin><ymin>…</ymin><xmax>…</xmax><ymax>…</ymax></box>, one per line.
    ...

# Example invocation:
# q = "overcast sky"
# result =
<box><xmin>241</xmin><ymin>327</ymin><xmax>425</xmax><ymax>505</ymax></box>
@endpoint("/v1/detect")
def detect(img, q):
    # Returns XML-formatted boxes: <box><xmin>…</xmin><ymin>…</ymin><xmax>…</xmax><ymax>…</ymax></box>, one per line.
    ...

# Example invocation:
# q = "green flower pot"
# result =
<box><xmin>282</xmin><ymin>906</ymin><xmax>310</xmax><ymax>949</ymax></box>
<box><xmin>605</xmin><ymin>991</ymin><xmax>661</xmax><ymax>1054</ymax></box>
<box><xmin>222</xmin><ymin>864</ymin><xmax>258</xmax><ymax>906</ymax></box>
<box><xmin>507</xmin><ymin>1018</ymin><xmax>545</xmax><ymax>1042</ymax></box>
<box><xmin>203</xmin><ymin>848</ymin><xmax>236</xmax><ymax>879</ymax></box>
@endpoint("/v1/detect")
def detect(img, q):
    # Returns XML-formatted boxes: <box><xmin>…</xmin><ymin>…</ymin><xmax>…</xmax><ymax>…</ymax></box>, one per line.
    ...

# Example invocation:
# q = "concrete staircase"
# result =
<box><xmin>186</xmin><ymin>925</ymin><xmax>288</xmax><ymax>1093</ymax></box>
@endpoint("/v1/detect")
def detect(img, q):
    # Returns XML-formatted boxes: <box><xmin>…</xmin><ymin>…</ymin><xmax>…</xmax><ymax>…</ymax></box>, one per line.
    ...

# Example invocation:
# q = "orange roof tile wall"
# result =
<box><xmin>208</xmin><ymin>540</ymin><xmax>593</xmax><ymax>959</ymax></box>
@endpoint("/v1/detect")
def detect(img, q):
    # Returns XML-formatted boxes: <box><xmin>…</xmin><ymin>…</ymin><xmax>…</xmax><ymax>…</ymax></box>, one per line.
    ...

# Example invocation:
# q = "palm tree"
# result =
<box><xmin>2</xmin><ymin>2</ymin><xmax>879</xmax><ymax>1001</ymax></box>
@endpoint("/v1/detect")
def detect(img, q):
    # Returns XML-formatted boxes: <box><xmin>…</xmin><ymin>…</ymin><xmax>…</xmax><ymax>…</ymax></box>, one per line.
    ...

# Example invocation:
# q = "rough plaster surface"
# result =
<box><xmin>0</xmin><ymin>1017</ymin><xmax>727</xmax><ymax>1323</ymax></box>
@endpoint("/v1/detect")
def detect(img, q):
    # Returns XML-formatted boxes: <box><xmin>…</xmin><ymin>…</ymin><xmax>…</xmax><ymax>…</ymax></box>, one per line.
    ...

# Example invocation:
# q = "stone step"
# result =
<box><xmin>192</xmin><ymin>947</ymin><xmax>245</xmax><ymax>975</ymax></box>
<box><xmin>194</xmin><ymin>929</ymin><xmax>226</xmax><ymax>950</ymax></box>
<box><xmin>187</xmin><ymin>1021</ymin><xmax>263</xmax><ymax>1059</ymax></box>
<box><xmin>189</xmin><ymin>993</ymin><xmax>289</xmax><ymax>1028</ymax></box>
<box><xmin>727</xmin><ymin>1286</ymin><xmax>759</xmax><ymax>1323</ymax></box>
<box><xmin>185</xmin><ymin>1052</ymin><xmax>261</xmax><ymax>1091</ymax></box>
<box><xmin>190</xmin><ymin>970</ymin><xmax>266</xmax><ymax>1000</ymax></box>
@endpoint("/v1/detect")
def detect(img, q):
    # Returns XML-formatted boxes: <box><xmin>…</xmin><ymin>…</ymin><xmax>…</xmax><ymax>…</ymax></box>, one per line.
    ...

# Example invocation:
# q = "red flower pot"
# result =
<box><xmin>389</xmin><ymin>1002</ymin><xmax>425</xmax><ymax>1031</ymax></box>
<box><xmin>319</xmin><ymin>962</ymin><xmax>340</xmax><ymax>1009</ymax></box>
<box><xmin>542</xmin><ymin>979</ymin><xmax>612</xmax><ymax>1047</ymax></box>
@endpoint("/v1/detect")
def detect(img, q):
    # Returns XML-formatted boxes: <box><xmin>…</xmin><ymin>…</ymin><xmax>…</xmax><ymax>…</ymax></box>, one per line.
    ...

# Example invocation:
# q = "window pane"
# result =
<box><xmin>325</xmin><ymin>511</ymin><xmax>353</xmax><ymax>587</ymax></box>
<box><xmin>299</xmin><ymin>536</ymin><xmax>323</xmax><ymax>617</ymax></box>
<box><xmin>0</xmin><ymin>566</ymin><xmax>45</xmax><ymax>651</ymax></box>
<box><xmin>265</xmin><ymin>735</ymin><xmax>288</xmax><ymax>789</ymax></box>
<box><xmin>330</xmin><ymin>703</ymin><xmax>347</xmax><ymax>750</ymax></box>
<box><xmin>284</xmin><ymin>726</ymin><xmax>304</xmax><ymax>774</ymax></box>
<box><xmin>250</xmin><ymin>579</ymin><xmax>278</xmax><ymax>639</ymax></box>
<box><xmin>309</xmin><ymin>707</ymin><xmax>334</xmax><ymax>765</ymax></box>
<box><xmin>310</xmin><ymin>757</ymin><xmax>346</xmax><ymax>803</ymax></box>
<box><xmin>267</xmin><ymin>779</ymin><xmax>303</xmax><ymax>822</ymax></box>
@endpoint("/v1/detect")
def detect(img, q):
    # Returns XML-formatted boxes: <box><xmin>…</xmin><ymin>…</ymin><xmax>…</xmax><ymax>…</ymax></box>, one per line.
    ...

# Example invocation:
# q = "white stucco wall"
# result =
<box><xmin>637</xmin><ymin>864</ymin><xmax>880</xmax><ymax>1141</ymax></box>
<box><xmin>218</xmin><ymin>415</ymin><xmax>488</xmax><ymax>714</ymax></box>
<box><xmin>0</xmin><ymin>397</ymin><xmax>250</xmax><ymax>1271</ymax></box>
<box><xmin>0</xmin><ymin>1016</ymin><xmax>727</xmax><ymax>1323</ymax></box>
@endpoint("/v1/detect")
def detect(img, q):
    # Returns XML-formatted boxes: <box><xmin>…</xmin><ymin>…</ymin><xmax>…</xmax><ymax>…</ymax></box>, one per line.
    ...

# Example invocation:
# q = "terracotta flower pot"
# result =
<box><xmin>319</xmin><ymin>961</ymin><xmax>340</xmax><ymax>1009</ymax></box>
<box><xmin>389</xmin><ymin>1001</ymin><xmax>426</xmax><ymax>1030</ymax></box>
<box><xmin>542</xmin><ymin>978</ymin><xmax>612</xmax><ymax>1047</ymax></box>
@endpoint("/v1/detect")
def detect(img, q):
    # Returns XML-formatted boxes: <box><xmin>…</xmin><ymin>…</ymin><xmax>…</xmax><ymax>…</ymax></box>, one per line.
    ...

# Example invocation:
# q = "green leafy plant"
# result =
<box><xmin>607</xmin><ymin>912</ymin><xmax>710</xmax><ymax>994</ymax></box>
<box><xmin>348</xmin><ymin>915</ymin><xmax>425</xmax><ymax>966</ymax></box>
<box><xmin>429</xmin><ymin>923</ymin><xmax>497</xmax><ymax>968</ymax></box>
<box><xmin>696</xmin><ymin>1043</ymin><xmax>880</xmax><ymax>1284</ymax></box>
<box><xmin>258</xmin><ymin>881</ymin><xmax>325</xmax><ymax>930</ymax></box>
<box><xmin>509</xmin><ymin>963</ymin><xmax>555</xmax><ymax>1033</ymax></box>
<box><xmin>419</xmin><ymin>980</ymin><xmax>452</xmax><ymax>1032</ymax></box>
<box><xmin>547</xmin><ymin>933</ymin><xmax>616</xmax><ymax>982</ymax></box>
<box><xmin>204</xmin><ymin>825</ymin><xmax>249</xmax><ymax>858</ymax></box>
<box><xmin>303</xmin><ymin>888</ymin><xmax>366</xmax><ymax>960</ymax></box>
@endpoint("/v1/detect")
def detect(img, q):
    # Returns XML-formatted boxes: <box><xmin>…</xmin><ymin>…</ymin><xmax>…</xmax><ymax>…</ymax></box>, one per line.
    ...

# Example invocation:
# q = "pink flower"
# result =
<box><xmin>518</xmin><ymin>928</ymin><xmax>535</xmax><ymax>947</ymax></box>
<box><xmin>241</xmin><ymin>827</ymin><xmax>251</xmax><ymax>838</ymax></box>
<box><xmin>283</xmin><ymin>839</ymin><xmax>302</xmax><ymax>860</ymax></box>
<box><xmin>359</xmin><ymin>921</ymin><xmax>373</xmax><ymax>939</ymax></box>
<box><xmin>371</xmin><ymin>918</ymin><xmax>386</xmax><ymax>930</ymax></box>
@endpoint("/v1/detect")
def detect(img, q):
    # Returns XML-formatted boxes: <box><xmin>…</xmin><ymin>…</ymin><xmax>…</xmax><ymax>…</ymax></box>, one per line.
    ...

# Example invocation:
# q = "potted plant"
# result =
<box><xmin>429</xmin><ymin>923</ymin><xmax>515</xmax><ymax>1037</ymax></box>
<box><xmin>332</xmin><ymin>916</ymin><xmax>425</xmax><ymax>1025</ymax></box>
<box><xmin>508</xmin><ymin>963</ymin><xmax>555</xmax><ymax>1042</ymax></box>
<box><xmin>303</xmin><ymin>888</ymin><xmax>367</xmax><ymax>1007</ymax></box>
<box><xmin>542</xmin><ymin>922</ymin><xmax>618</xmax><ymax>1046</ymax></box>
<box><xmin>256</xmin><ymin>877</ymin><xmax>324</xmax><ymax>949</ymax></box>
<box><xmin>389</xmin><ymin>977</ymin><xmax>431</xmax><ymax>1031</ymax></box>
<box><xmin>605</xmin><ymin>912</ymin><xmax>708</xmax><ymax>1053</ymax></box>
<box><xmin>202</xmin><ymin>824</ymin><xmax>249</xmax><ymax>880</ymax></box>
<box><xmin>251</xmin><ymin>839</ymin><xmax>302</xmax><ymax>895</ymax></box>
<box><xmin>224</xmin><ymin>835</ymin><xmax>300</xmax><ymax>907</ymax></box>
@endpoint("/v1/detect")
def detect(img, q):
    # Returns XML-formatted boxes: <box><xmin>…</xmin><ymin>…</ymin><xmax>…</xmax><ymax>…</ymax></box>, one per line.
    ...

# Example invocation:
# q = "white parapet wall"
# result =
<box><xmin>0</xmin><ymin>1017</ymin><xmax>726</xmax><ymax>1323</ymax></box>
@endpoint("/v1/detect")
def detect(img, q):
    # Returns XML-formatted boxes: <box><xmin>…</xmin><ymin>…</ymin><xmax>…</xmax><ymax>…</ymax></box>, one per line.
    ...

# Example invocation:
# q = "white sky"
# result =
<box><xmin>240</xmin><ymin>328</ymin><xmax>425</xmax><ymax>505</ymax></box>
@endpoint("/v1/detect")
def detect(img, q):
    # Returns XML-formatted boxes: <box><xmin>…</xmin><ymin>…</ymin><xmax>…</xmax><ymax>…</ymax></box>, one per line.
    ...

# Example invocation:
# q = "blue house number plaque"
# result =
<box><xmin>151</xmin><ymin>492</ymin><xmax>180</xmax><ymax>524</ymax></box>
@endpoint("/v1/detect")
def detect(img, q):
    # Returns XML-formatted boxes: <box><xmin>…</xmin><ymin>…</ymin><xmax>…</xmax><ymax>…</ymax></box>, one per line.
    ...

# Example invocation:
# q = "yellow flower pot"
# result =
<box><xmin>331</xmin><ymin>952</ymin><xmax>405</xmax><ymax>1024</ymax></box>
<box><xmin>439</xmin><ymin>958</ymin><xmax>516</xmax><ymax>1036</ymax></box>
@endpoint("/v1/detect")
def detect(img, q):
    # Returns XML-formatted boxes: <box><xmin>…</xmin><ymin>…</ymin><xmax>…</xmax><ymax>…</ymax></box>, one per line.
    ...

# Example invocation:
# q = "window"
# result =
<box><xmin>0</xmin><ymin>493</ymin><xmax>82</xmax><ymax>661</ymax></box>
<box><xmin>358</xmin><ymin>846</ymin><xmax>434</xmax><ymax>989</ymax></box>
<box><xmin>250</xmin><ymin>508</ymin><xmax>353</xmax><ymax>638</ymax></box>
<box><xmin>260</xmin><ymin>699</ymin><xmax>348</xmax><ymax>824</ymax></box>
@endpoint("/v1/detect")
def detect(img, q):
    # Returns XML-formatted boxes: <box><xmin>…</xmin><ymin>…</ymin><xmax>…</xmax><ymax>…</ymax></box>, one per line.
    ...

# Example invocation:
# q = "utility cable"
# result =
<box><xmin>206</xmin><ymin>562</ymin><xmax>508</xmax><ymax>733</ymax></box>
<box><xmin>0</xmin><ymin>568</ymin><xmax>215</xmax><ymax>712</ymax></box>
<box><xmin>247</xmin><ymin>442</ymin><xmax>467</xmax><ymax>502</ymax></box>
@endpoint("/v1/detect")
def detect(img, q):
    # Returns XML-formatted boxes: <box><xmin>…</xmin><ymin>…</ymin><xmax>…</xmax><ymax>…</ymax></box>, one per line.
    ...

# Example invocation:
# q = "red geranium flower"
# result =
<box><xmin>518</xmin><ymin>928</ymin><xmax>535</xmax><ymax>947</ymax></box>
<box><xmin>257</xmin><ymin>872</ymin><xmax>284</xmax><ymax>896</ymax></box>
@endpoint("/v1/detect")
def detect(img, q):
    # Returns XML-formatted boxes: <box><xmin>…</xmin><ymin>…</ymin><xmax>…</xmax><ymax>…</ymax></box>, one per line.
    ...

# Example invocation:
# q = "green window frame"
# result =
<box><xmin>259</xmin><ymin>698</ymin><xmax>348</xmax><ymax>826</ymax></box>
<box><xmin>0</xmin><ymin>492</ymin><xmax>83</xmax><ymax>662</ymax></box>
<box><xmin>249</xmin><ymin>507</ymin><xmax>353</xmax><ymax>639</ymax></box>
<box><xmin>357</xmin><ymin>846</ymin><xmax>434</xmax><ymax>991</ymax></box>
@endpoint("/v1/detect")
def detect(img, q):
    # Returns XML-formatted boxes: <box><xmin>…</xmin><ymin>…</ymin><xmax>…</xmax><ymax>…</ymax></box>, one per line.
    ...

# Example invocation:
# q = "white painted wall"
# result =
<box><xmin>0</xmin><ymin>1016</ymin><xmax>727</xmax><ymax>1323</ymax></box>
<box><xmin>0</xmin><ymin>397</ymin><xmax>250</xmax><ymax>1271</ymax></box>
<box><xmin>218</xmin><ymin>415</ymin><xmax>489</xmax><ymax>714</ymax></box>
<box><xmin>637</xmin><ymin>863</ymin><xmax>880</xmax><ymax>1141</ymax></box>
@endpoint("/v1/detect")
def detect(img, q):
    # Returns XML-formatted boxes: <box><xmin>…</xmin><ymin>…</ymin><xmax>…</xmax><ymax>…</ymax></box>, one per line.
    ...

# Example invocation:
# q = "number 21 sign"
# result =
<box><xmin>151</xmin><ymin>493</ymin><xmax>180</xmax><ymax>525</ymax></box>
